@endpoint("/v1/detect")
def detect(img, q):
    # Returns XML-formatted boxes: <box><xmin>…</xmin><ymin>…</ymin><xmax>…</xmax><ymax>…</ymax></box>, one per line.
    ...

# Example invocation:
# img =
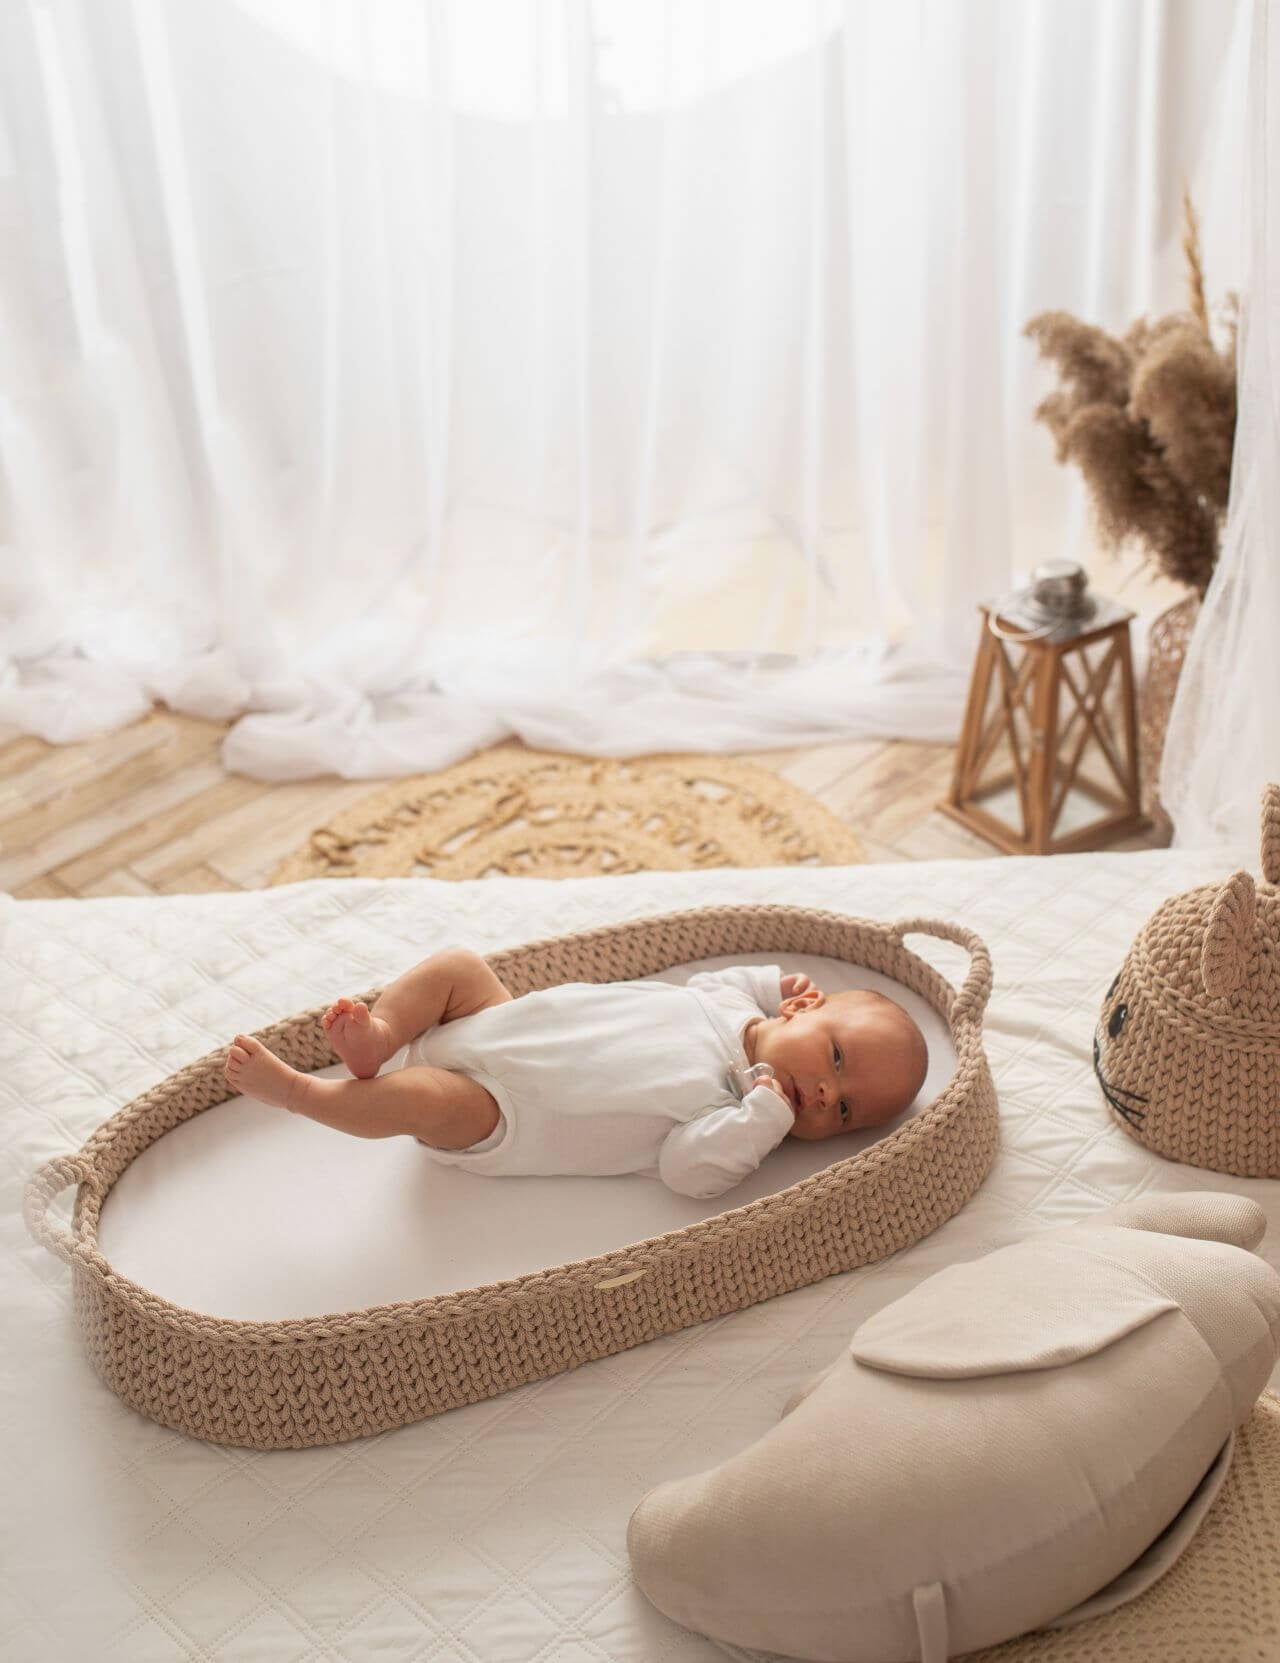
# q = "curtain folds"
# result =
<box><xmin>1161</xmin><ymin>0</ymin><xmax>1277</xmax><ymax>851</ymax></box>
<box><xmin>0</xmin><ymin>0</ymin><xmax>1248</xmax><ymax>780</ymax></box>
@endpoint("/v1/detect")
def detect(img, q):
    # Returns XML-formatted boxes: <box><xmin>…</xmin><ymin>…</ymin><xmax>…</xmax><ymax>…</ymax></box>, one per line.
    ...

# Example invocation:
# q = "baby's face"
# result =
<box><xmin>761</xmin><ymin>991</ymin><xmax>924</xmax><ymax>1141</ymax></box>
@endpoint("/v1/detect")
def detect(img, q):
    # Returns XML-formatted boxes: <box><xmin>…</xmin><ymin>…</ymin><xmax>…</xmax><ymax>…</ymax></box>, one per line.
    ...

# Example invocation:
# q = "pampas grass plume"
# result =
<box><xmin>1024</xmin><ymin>188</ymin><xmax>1235</xmax><ymax>596</ymax></box>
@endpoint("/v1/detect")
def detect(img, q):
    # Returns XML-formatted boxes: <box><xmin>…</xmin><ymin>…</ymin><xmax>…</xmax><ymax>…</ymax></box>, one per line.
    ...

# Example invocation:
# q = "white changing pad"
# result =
<box><xmin>95</xmin><ymin>954</ymin><xmax>957</xmax><ymax>1319</ymax></box>
<box><xmin>7</xmin><ymin>849</ymin><xmax>1280</xmax><ymax>1661</ymax></box>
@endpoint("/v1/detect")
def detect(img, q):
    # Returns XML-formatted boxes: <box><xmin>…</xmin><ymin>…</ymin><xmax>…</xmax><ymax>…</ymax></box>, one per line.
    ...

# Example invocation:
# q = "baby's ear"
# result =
<box><xmin>780</xmin><ymin>987</ymin><xmax>824</xmax><ymax>1018</ymax></box>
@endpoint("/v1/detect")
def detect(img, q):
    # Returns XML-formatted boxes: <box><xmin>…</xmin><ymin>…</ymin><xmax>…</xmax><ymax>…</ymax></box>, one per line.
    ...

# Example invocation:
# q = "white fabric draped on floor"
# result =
<box><xmin>0</xmin><ymin>0</ymin><xmax>1248</xmax><ymax>780</ymax></box>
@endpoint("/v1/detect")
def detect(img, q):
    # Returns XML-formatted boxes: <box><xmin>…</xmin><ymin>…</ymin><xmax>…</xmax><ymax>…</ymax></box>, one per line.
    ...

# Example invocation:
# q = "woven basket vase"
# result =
<box><xmin>24</xmin><ymin>904</ymin><xmax>996</xmax><ymax>1452</ymax></box>
<box><xmin>1096</xmin><ymin>784</ymin><xmax>1280</xmax><ymax>1178</ymax></box>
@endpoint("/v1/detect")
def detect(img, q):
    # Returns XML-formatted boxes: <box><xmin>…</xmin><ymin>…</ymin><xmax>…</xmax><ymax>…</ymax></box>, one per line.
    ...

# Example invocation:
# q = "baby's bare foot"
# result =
<box><xmin>321</xmin><ymin>998</ymin><xmax>394</xmax><ymax>1079</ymax></box>
<box><xmin>224</xmin><ymin>1033</ymin><xmax>311</xmax><ymax>1112</ymax></box>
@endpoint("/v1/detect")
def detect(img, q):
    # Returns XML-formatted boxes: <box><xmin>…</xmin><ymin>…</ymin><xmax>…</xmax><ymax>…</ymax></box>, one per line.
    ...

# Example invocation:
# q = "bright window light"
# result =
<box><xmin>229</xmin><ymin>0</ymin><xmax>841</xmax><ymax>115</ymax></box>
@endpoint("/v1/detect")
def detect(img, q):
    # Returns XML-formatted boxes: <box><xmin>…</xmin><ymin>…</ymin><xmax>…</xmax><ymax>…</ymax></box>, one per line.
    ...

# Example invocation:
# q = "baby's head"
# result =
<box><xmin>750</xmin><ymin>984</ymin><xmax>928</xmax><ymax>1141</ymax></box>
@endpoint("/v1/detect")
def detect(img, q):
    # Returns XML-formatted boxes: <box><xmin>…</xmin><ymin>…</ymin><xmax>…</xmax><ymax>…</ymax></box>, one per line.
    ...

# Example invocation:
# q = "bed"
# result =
<box><xmin>6</xmin><ymin>844</ymin><xmax>1280</xmax><ymax>1660</ymax></box>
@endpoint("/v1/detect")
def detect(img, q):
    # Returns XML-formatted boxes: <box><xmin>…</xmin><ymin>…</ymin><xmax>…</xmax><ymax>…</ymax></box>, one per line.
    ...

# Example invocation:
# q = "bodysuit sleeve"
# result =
<box><xmin>657</xmin><ymin>1084</ymin><xmax>796</xmax><ymax>1199</ymax></box>
<box><xmin>684</xmin><ymin>964</ymin><xmax>784</xmax><ymax>1016</ymax></box>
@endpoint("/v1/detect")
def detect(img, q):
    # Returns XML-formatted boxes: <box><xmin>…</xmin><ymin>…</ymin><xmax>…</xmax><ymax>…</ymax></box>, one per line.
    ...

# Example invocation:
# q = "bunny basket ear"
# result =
<box><xmin>1261</xmin><ymin>784</ymin><xmax>1280</xmax><ymax>886</ymax></box>
<box><xmin>1201</xmin><ymin>871</ymin><xmax>1257</xmax><ymax>1000</ymax></box>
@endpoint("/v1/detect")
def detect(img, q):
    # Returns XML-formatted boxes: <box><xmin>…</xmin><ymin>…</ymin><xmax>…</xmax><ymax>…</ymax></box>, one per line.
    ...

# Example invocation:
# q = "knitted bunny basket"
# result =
<box><xmin>23</xmin><ymin>904</ymin><xmax>996</xmax><ymax>1452</ymax></box>
<box><xmin>1095</xmin><ymin>784</ymin><xmax>1280</xmax><ymax>1178</ymax></box>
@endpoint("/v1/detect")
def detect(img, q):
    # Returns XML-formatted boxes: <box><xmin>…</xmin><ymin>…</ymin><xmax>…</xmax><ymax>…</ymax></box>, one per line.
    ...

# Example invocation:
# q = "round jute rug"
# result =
<box><xmin>270</xmin><ymin>743</ymin><xmax>865</xmax><ymax>885</ymax></box>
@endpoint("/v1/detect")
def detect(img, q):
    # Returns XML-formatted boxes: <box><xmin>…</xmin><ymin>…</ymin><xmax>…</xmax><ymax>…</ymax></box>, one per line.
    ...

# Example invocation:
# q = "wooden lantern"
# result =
<box><xmin>939</xmin><ymin>582</ymin><xmax>1149</xmax><ymax>857</ymax></box>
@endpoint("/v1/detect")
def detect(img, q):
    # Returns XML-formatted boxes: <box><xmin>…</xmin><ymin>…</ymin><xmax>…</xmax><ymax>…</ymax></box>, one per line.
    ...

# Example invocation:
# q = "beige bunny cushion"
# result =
<box><xmin>1094</xmin><ymin>783</ymin><xmax>1280</xmax><ymax>1176</ymax></box>
<box><xmin>627</xmin><ymin>1192</ymin><xmax>1280</xmax><ymax>1663</ymax></box>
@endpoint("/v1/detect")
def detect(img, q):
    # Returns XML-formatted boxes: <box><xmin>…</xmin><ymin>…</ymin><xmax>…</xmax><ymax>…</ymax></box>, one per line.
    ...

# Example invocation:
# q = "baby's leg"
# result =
<box><xmin>225</xmin><ymin>1033</ymin><xmax>499</xmax><ymax>1145</ymax></box>
<box><xmin>295</xmin><ymin>1065</ymin><xmax>501</xmax><ymax>1146</ymax></box>
<box><xmin>324</xmin><ymin>948</ymin><xmax>514</xmax><ymax>1079</ymax></box>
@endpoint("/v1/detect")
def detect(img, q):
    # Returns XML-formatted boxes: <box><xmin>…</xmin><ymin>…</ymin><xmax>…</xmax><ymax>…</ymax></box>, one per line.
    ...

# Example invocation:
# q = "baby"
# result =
<box><xmin>223</xmin><ymin>947</ymin><xmax>929</xmax><ymax>1199</ymax></box>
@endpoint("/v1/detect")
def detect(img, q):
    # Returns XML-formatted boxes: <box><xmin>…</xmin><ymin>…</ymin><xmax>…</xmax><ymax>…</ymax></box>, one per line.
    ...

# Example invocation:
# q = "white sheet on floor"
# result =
<box><xmin>5</xmin><ymin>849</ymin><xmax>1279</xmax><ymax>1662</ymax></box>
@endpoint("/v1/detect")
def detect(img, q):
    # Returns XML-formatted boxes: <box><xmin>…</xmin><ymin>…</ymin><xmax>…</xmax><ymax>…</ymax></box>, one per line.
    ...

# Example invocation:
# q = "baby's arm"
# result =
<box><xmin>657</xmin><ymin>1083</ymin><xmax>795</xmax><ymax>1199</ymax></box>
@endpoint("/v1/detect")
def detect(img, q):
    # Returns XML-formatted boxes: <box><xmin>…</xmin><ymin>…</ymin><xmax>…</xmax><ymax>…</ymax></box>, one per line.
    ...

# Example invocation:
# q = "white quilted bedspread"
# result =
<box><xmin>5</xmin><ymin>848</ymin><xmax>1280</xmax><ymax>1663</ymax></box>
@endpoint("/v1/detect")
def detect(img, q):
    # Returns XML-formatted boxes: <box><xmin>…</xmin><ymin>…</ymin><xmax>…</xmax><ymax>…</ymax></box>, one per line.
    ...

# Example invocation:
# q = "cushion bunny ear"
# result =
<box><xmin>1201</xmin><ymin>871</ymin><xmax>1256</xmax><ymax>999</ymax></box>
<box><xmin>1262</xmin><ymin>784</ymin><xmax>1280</xmax><ymax>886</ymax></box>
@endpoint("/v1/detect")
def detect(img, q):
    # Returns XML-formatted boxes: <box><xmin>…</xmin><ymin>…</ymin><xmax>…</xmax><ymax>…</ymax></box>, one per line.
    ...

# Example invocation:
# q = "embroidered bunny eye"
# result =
<box><xmin>1108</xmin><ymin>1002</ymin><xmax>1128</xmax><ymax>1039</ymax></box>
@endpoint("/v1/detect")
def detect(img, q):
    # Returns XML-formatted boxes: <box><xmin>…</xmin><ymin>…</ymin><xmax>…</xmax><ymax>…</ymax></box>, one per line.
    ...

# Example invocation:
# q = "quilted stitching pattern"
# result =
<box><xmin>4</xmin><ymin>850</ymin><xmax>1278</xmax><ymax>1660</ymax></box>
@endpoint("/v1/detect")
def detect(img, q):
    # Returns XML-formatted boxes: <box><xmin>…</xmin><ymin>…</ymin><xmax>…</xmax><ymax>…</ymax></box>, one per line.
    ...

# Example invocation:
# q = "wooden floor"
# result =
<box><xmin>0</xmin><ymin>706</ymin><xmax>1168</xmax><ymax>900</ymax></box>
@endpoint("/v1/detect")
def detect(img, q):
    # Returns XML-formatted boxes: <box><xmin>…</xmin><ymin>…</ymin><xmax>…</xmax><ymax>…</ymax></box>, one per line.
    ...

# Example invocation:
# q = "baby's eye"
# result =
<box><xmin>833</xmin><ymin>1044</ymin><xmax>843</xmax><ymax>1069</ymax></box>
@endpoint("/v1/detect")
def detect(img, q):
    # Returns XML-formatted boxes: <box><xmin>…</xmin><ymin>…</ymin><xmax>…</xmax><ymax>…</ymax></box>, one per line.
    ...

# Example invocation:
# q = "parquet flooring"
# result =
<box><xmin>0</xmin><ymin>707</ymin><xmax>1167</xmax><ymax>899</ymax></box>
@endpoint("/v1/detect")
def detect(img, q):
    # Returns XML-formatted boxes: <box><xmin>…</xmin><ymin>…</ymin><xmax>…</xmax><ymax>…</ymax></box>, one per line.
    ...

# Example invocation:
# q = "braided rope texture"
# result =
<box><xmin>24</xmin><ymin>903</ymin><xmax>997</xmax><ymax>1452</ymax></box>
<box><xmin>1098</xmin><ymin>784</ymin><xmax>1280</xmax><ymax>1178</ymax></box>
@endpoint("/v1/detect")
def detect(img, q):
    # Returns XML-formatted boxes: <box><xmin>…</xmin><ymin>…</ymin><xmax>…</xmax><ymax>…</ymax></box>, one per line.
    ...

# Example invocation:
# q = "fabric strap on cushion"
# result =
<box><xmin>913</xmin><ymin>1582</ymin><xmax>949</xmax><ymax>1663</ymax></box>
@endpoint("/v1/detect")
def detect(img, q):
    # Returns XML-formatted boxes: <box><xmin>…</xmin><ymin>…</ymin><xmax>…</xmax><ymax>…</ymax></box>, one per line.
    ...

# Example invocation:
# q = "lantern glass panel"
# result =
<box><xmin>966</xmin><ymin>640</ymin><xmax>1034</xmax><ymax>823</ymax></box>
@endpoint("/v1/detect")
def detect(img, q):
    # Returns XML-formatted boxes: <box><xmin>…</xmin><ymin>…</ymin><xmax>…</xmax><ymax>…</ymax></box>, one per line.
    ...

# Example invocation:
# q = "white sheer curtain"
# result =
<box><xmin>0</xmin><ymin>0</ymin><xmax>1248</xmax><ymax>780</ymax></box>
<box><xmin>1162</xmin><ymin>0</ymin><xmax>1279</xmax><ymax>851</ymax></box>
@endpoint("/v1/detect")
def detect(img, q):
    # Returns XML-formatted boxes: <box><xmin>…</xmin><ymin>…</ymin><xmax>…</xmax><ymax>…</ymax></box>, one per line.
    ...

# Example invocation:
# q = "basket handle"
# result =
<box><xmin>889</xmin><ymin>917</ymin><xmax>993</xmax><ymax>1024</ymax></box>
<box><xmin>23</xmin><ymin>1154</ymin><xmax>108</xmax><ymax>1270</ymax></box>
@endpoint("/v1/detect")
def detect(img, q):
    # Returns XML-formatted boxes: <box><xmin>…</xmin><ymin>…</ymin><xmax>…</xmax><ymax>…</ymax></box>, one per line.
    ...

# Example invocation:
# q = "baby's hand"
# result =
<box><xmin>780</xmin><ymin>972</ymin><xmax>814</xmax><ymax>1001</ymax></box>
<box><xmin>755</xmin><ymin>1074</ymin><xmax>796</xmax><ymax>1116</ymax></box>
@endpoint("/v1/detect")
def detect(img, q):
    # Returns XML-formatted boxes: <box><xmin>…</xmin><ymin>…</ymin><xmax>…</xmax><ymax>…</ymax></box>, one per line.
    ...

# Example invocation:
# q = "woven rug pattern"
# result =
<box><xmin>270</xmin><ymin>744</ymin><xmax>865</xmax><ymax>883</ymax></box>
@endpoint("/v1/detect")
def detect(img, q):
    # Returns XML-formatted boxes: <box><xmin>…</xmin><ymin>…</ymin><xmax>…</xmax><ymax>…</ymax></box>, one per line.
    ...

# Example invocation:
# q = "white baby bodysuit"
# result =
<box><xmin>398</xmin><ymin>964</ymin><xmax>793</xmax><ymax>1198</ymax></box>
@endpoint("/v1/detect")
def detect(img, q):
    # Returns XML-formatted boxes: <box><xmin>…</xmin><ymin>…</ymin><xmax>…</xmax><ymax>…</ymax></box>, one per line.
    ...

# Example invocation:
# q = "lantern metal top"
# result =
<box><xmin>984</xmin><ymin>561</ymin><xmax>1132</xmax><ymax>644</ymax></box>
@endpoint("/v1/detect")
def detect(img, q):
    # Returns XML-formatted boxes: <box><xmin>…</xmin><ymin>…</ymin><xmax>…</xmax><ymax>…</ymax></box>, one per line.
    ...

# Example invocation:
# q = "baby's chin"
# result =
<box><xmin>788</xmin><ymin>1121</ymin><xmax>837</xmax><ymax>1143</ymax></box>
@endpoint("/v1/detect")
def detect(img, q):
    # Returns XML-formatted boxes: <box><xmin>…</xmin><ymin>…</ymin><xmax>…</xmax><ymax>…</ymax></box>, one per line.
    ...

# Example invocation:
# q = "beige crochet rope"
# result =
<box><xmin>1096</xmin><ymin>782</ymin><xmax>1280</xmax><ymax>1177</ymax></box>
<box><xmin>24</xmin><ymin>903</ymin><xmax>996</xmax><ymax>1452</ymax></box>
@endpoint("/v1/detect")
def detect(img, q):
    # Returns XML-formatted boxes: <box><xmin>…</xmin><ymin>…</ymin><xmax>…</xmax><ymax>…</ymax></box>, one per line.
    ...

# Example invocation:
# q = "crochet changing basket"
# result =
<box><xmin>23</xmin><ymin>904</ymin><xmax>997</xmax><ymax>1451</ymax></box>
